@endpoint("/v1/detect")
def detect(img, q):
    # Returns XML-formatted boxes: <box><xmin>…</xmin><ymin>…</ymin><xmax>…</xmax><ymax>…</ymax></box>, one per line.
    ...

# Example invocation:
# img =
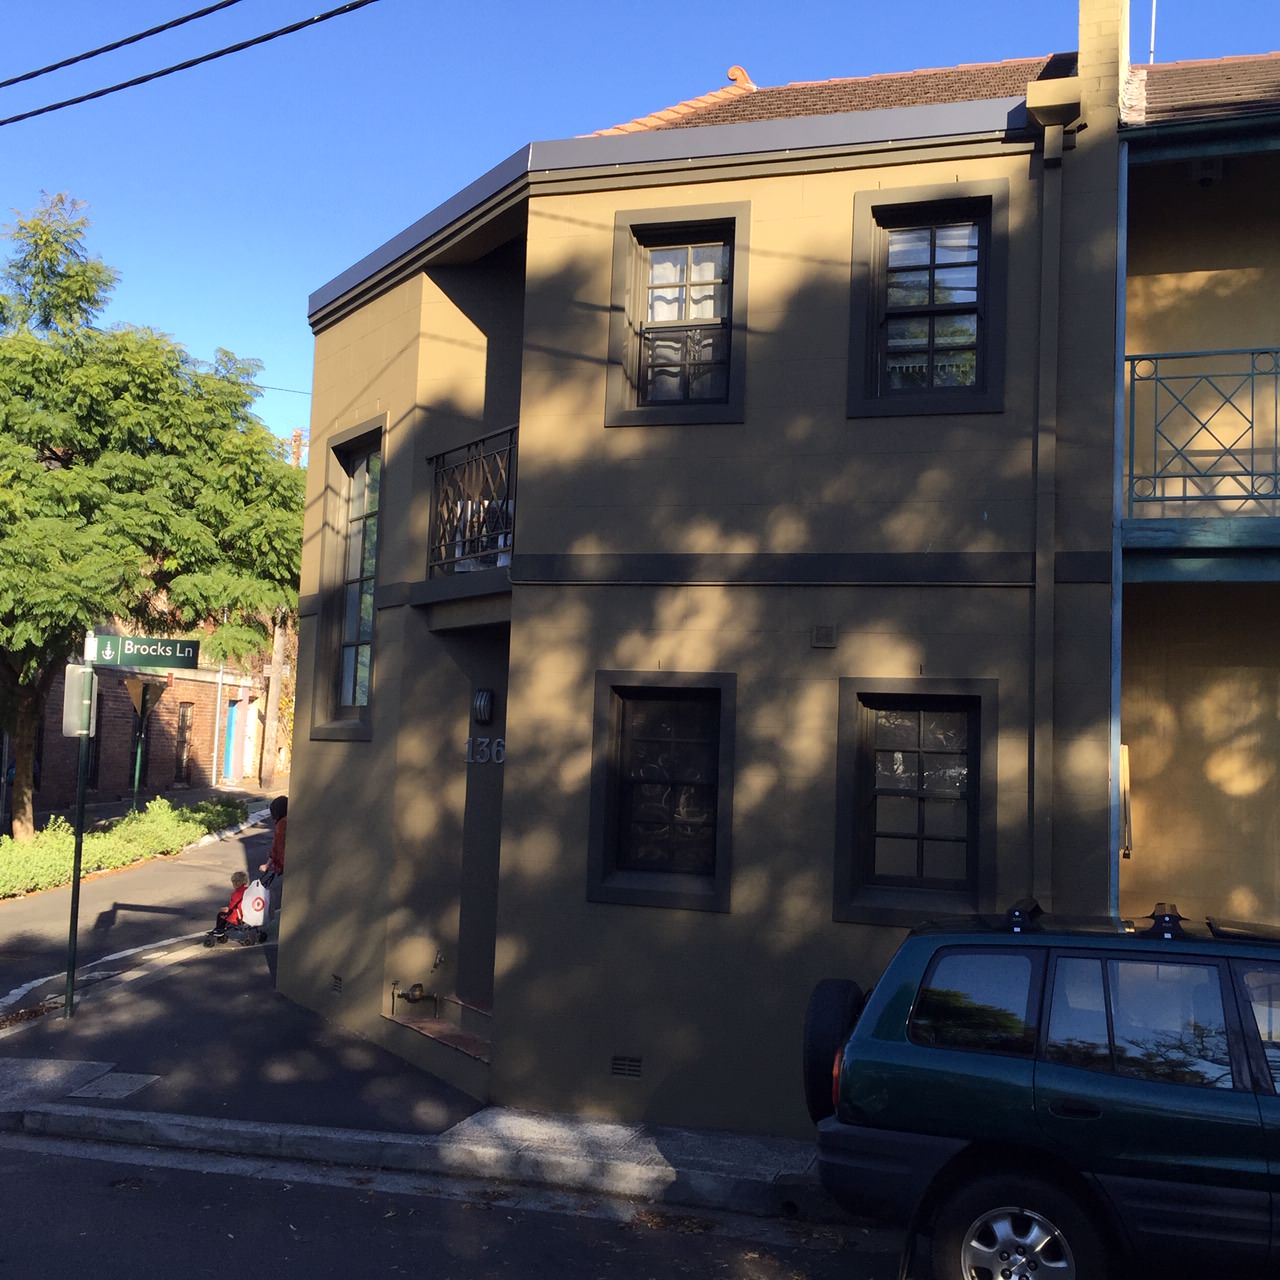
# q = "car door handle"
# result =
<box><xmin>1048</xmin><ymin>1098</ymin><xmax>1103</xmax><ymax>1120</ymax></box>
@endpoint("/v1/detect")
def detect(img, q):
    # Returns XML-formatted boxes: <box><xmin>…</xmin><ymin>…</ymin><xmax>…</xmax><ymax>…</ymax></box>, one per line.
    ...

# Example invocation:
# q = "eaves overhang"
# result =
<box><xmin>1122</xmin><ymin>109</ymin><xmax>1280</xmax><ymax>164</ymax></box>
<box><xmin>308</xmin><ymin>94</ymin><xmax>1031</xmax><ymax>331</ymax></box>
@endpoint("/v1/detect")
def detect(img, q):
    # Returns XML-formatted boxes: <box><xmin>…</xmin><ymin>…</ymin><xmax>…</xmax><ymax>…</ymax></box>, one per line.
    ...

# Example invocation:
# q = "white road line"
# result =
<box><xmin>0</xmin><ymin>932</ymin><xmax>207</xmax><ymax>1011</ymax></box>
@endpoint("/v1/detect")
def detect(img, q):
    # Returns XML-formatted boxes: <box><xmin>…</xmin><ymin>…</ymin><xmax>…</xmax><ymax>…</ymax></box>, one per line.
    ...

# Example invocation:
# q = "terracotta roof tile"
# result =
<box><xmin>591</xmin><ymin>56</ymin><xmax>1064</xmax><ymax>137</ymax></box>
<box><xmin>1124</xmin><ymin>51</ymin><xmax>1280</xmax><ymax>125</ymax></box>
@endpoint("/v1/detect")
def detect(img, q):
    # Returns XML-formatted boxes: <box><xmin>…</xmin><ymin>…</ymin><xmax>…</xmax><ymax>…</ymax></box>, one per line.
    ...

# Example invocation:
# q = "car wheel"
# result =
<box><xmin>929</xmin><ymin>1173</ymin><xmax>1108</xmax><ymax>1280</ymax></box>
<box><xmin>802</xmin><ymin>977</ymin><xmax>863</xmax><ymax>1123</ymax></box>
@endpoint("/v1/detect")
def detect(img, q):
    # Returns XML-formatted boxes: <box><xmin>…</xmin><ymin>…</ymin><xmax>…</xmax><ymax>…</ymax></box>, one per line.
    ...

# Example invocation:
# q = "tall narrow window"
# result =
<box><xmin>175</xmin><ymin>701</ymin><xmax>194</xmax><ymax>783</ymax></box>
<box><xmin>640</xmin><ymin>239</ymin><xmax>731</xmax><ymax>405</ymax></box>
<box><xmin>881</xmin><ymin>219</ymin><xmax>982</xmax><ymax>393</ymax></box>
<box><xmin>861</xmin><ymin>697</ymin><xmax>976</xmax><ymax>889</ymax></box>
<box><xmin>338</xmin><ymin>446</ymin><xmax>380</xmax><ymax>709</ymax></box>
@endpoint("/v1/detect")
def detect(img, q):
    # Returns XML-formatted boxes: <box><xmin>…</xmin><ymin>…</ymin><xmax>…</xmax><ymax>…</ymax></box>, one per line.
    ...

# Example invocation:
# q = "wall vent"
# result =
<box><xmin>810</xmin><ymin>624</ymin><xmax>837</xmax><ymax>649</ymax></box>
<box><xmin>330</xmin><ymin>974</ymin><xmax>343</xmax><ymax>995</ymax></box>
<box><xmin>610</xmin><ymin>1055</ymin><xmax>643</xmax><ymax>1079</ymax></box>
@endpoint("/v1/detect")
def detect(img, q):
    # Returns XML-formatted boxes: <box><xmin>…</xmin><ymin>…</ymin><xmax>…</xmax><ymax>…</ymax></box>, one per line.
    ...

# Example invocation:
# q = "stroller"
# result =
<box><xmin>203</xmin><ymin>870</ymin><xmax>274</xmax><ymax>947</ymax></box>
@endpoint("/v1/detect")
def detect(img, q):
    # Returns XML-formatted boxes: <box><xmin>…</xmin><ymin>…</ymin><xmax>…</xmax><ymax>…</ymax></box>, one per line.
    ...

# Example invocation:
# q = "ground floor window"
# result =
<box><xmin>587</xmin><ymin>671</ymin><xmax>735</xmax><ymax>912</ymax></box>
<box><xmin>835</xmin><ymin>677</ymin><xmax>997</xmax><ymax>923</ymax></box>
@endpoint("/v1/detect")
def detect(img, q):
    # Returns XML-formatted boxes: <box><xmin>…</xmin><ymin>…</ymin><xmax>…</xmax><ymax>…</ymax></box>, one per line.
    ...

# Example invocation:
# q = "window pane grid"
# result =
<box><xmin>339</xmin><ymin>448</ymin><xmax>379</xmax><ymax>709</ymax></box>
<box><xmin>615</xmin><ymin>690</ymin><xmax>719</xmax><ymax>876</ymax></box>
<box><xmin>639</xmin><ymin>237</ymin><xmax>732</xmax><ymax>407</ymax></box>
<box><xmin>865</xmin><ymin>701</ymin><xmax>973</xmax><ymax>888</ymax></box>
<box><xmin>882</xmin><ymin>221</ymin><xmax>981</xmax><ymax>393</ymax></box>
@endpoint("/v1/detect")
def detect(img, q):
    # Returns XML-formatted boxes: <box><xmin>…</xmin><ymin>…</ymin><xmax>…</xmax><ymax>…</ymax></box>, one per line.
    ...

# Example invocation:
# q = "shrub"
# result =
<box><xmin>0</xmin><ymin>796</ymin><xmax>247</xmax><ymax>899</ymax></box>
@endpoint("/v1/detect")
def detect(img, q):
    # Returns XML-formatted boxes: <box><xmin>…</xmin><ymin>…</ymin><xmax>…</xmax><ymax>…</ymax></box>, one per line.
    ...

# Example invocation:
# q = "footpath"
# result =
<box><xmin>0</xmin><ymin>799</ymin><xmax>843</xmax><ymax>1226</ymax></box>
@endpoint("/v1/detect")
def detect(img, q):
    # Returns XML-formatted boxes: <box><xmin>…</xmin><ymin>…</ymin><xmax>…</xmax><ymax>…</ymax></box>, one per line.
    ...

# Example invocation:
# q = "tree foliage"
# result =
<box><xmin>0</xmin><ymin>193</ymin><xmax>304</xmax><ymax>838</ymax></box>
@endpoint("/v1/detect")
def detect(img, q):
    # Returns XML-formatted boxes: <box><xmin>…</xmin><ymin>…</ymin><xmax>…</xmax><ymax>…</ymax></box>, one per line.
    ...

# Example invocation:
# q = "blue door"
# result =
<box><xmin>223</xmin><ymin>700</ymin><xmax>239</xmax><ymax>780</ymax></box>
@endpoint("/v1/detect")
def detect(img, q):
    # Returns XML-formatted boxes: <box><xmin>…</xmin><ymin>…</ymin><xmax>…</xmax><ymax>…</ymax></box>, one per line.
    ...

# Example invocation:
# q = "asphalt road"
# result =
<box><xmin>0</xmin><ymin>1134</ymin><xmax>899</xmax><ymax>1279</ymax></box>
<box><xmin>0</xmin><ymin>815</ymin><xmax>268</xmax><ymax>1009</ymax></box>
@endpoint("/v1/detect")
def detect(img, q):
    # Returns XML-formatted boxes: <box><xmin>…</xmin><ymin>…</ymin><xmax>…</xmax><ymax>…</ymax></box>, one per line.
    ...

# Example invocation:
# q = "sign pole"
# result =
<box><xmin>64</xmin><ymin>664</ymin><xmax>94</xmax><ymax>1019</ymax></box>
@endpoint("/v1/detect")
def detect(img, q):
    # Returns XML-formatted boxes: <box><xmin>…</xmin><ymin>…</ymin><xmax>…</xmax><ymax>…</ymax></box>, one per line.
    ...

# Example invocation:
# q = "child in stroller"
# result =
<box><xmin>203</xmin><ymin>869</ymin><xmax>271</xmax><ymax>947</ymax></box>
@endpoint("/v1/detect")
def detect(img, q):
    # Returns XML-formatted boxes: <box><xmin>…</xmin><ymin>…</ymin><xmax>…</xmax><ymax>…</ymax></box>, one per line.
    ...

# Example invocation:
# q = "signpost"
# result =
<box><xmin>60</xmin><ymin>631</ymin><xmax>202</xmax><ymax>1017</ymax></box>
<box><xmin>61</xmin><ymin>663</ymin><xmax>98</xmax><ymax>1019</ymax></box>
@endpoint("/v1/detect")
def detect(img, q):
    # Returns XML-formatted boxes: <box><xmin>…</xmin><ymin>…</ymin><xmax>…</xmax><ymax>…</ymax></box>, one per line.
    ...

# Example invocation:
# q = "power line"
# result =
<box><xmin>0</xmin><ymin>0</ymin><xmax>384</xmax><ymax>129</ymax></box>
<box><xmin>0</xmin><ymin>0</ymin><xmax>250</xmax><ymax>92</ymax></box>
<box><xmin>256</xmin><ymin>385</ymin><xmax>313</xmax><ymax>396</ymax></box>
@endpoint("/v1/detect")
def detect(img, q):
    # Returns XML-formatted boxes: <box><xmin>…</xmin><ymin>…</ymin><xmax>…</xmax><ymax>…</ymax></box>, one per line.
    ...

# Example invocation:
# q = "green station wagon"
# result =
<box><xmin>804</xmin><ymin>902</ymin><xmax>1280</xmax><ymax>1279</ymax></box>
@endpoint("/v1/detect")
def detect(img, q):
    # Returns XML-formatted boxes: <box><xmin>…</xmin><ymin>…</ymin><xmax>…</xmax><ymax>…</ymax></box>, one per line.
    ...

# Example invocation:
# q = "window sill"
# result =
<box><xmin>835</xmin><ymin>884</ymin><xmax>977</xmax><ymax>928</ymax></box>
<box><xmin>590</xmin><ymin>868</ymin><xmax>729</xmax><ymax>913</ymax></box>
<box><xmin>848</xmin><ymin>390</ymin><xmax>1004</xmax><ymax>418</ymax></box>
<box><xmin>310</xmin><ymin>718</ymin><xmax>372</xmax><ymax>742</ymax></box>
<box><xmin>606</xmin><ymin>402</ymin><xmax>744</xmax><ymax>428</ymax></box>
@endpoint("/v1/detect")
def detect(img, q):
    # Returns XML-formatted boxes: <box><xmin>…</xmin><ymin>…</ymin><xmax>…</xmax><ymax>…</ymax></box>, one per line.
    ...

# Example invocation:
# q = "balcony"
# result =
<box><xmin>428</xmin><ymin>426</ymin><xmax>517</xmax><ymax>577</ymax></box>
<box><xmin>1127</xmin><ymin>348</ymin><xmax>1280</xmax><ymax>519</ymax></box>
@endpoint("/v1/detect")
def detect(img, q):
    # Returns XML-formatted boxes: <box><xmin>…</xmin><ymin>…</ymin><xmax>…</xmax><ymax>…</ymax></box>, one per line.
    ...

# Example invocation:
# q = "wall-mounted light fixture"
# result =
<box><xmin>472</xmin><ymin>688</ymin><xmax>494</xmax><ymax>724</ymax></box>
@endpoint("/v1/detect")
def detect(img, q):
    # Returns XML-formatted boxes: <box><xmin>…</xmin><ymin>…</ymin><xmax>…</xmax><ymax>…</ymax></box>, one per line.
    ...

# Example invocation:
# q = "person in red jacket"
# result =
<box><xmin>204</xmin><ymin>870</ymin><xmax>249</xmax><ymax>945</ymax></box>
<box><xmin>259</xmin><ymin>795</ymin><xmax>287</xmax><ymax>916</ymax></box>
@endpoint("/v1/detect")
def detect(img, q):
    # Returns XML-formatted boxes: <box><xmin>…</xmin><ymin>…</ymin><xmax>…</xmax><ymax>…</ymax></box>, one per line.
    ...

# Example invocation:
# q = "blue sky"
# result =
<box><xmin>2</xmin><ymin>0</ymin><xmax>1274</xmax><ymax>444</ymax></box>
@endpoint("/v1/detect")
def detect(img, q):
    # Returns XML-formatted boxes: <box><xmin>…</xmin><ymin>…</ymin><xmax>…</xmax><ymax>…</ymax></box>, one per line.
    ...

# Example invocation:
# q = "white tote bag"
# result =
<box><xmin>241</xmin><ymin>879</ymin><xmax>269</xmax><ymax>928</ymax></box>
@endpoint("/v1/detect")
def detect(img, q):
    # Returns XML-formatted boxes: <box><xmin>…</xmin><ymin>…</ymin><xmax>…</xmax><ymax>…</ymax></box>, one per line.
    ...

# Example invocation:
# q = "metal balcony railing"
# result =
<box><xmin>1127</xmin><ymin>348</ymin><xmax>1280</xmax><ymax>517</ymax></box>
<box><xmin>428</xmin><ymin>426</ymin><xmax>517</xmax><ymax>576</ymax></box>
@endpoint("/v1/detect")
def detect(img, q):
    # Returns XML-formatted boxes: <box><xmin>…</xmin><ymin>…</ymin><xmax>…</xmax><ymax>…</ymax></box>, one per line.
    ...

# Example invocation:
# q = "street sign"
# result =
<box><xmin>123</xmin><ymin>676</ymin><xmax>165</xmax><ymax>720</ymax></box>
<box><xmin>88</xmin><ymin>634</ymin><xmax>200</xmax><ymax>669</ymax></box>
<box><xmin>61</xmin><ymin>665</ymin><xmax>99</xmax><ymax>738</ymax></box>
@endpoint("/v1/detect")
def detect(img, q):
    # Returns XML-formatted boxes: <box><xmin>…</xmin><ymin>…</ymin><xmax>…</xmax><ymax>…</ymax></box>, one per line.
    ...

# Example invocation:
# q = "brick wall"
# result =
<box><xmin>32</xmin><ymin>666</ymin><xmax>259</xmax><ymax>810</ymax></box>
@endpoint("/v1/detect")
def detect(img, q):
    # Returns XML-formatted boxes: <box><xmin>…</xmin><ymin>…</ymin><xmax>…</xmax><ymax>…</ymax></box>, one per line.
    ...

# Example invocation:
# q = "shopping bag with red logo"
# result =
<box><xmin>241</xmin><ymin>878</ymin><xmax>269</xmax><ymax>928</ymax></box>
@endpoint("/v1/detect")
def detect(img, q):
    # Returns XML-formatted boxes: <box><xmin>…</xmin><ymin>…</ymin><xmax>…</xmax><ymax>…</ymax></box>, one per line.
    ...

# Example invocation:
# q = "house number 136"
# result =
<box><xmin>465</xmin><ymin>737</ymin><xmax>505</xmax><ymax>764</ymax></box>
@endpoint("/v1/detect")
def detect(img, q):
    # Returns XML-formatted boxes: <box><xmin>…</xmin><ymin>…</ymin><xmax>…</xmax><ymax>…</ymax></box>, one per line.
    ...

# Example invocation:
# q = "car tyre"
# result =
<box><xmin>802</xmin><ymin>977</ymin><xmax>863</xmax><ymax>1123</ymax></box>
<box><xmin>929</xmin><ymin>1172</ymin><xmax>1108</xmax><ymax>1280</ymax></box>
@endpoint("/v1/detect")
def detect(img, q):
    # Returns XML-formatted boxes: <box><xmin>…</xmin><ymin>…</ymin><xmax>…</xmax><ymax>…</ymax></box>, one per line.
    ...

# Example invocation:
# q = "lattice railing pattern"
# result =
<box><xmin>1128</xmin><ymin>349</ymin><xmax>1280</xmax><ymax>517</ymax></box>
<box><xmin>429</xmin><ymin>426</ymin><xmax>517</xmax><ymax>574</ymax></box>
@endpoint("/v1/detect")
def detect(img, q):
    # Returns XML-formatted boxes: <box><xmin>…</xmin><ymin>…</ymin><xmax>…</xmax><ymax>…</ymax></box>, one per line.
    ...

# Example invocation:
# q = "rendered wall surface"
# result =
<box><xmin>1122</xmin><ymin>583</ymin><xmax>1280</xmax><ymax>924</ymax></box>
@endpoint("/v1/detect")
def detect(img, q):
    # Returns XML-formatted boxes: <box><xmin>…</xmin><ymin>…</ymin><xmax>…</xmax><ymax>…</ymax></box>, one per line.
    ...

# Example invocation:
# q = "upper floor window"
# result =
<box><xmin>881</xmin><ymin>219</ymin><xmax>982</xmax><ymax>394</ymax></box>
<box><xmin>640</xmin><ymin>239</ymin><xmax>731</xmax><ymax>405</ymax></box>
<box><xmin>606</xmin><ymin>202</ymin><xmax>750</xmax><ymax>428</ymax></box>
<box><xmin>848</xmin><ymin>182</ymin><xmax>1007</xmax><ymax>418</ymax></box>
<box><xmin>338</xmin><ymin>444</ymin><xmax>380</xmax><ymax>710</ymax></box>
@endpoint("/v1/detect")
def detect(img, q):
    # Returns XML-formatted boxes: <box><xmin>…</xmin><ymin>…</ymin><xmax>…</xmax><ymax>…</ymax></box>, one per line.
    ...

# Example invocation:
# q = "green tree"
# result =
<box><xmin>0</xmin><ymin>194</ymin><xmax>304</xmax><ymax>840</ymax></box>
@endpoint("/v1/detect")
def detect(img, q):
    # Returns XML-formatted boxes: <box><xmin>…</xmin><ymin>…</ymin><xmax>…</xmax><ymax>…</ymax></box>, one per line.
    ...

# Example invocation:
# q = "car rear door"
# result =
<box><xmin>1231</xmin><ymin>958</ymin><xmax>1280</xmax><ymax>1270</ymax></box>
<box><xmin>1034</xmin><ymin>949</ymin><xmax>1269</xmax><ymax>1267</ymax></box>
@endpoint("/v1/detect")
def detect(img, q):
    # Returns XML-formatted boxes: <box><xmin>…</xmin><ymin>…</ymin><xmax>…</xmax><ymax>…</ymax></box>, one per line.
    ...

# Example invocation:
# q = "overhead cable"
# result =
<box><xmin>0</xmin><ymin>0</ymin><xmax>250</xmax><ymax>92</ymax></box>
<box><xmin>0</xmin><ymin>0</ymin><xmax>383</xmax><ymax>129</ymax></box>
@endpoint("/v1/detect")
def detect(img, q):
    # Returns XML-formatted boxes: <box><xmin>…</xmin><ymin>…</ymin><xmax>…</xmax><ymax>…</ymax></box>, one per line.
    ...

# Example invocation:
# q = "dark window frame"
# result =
<box><xmin>606</xmin><ymin>203</ymin><xmax>750</xmax><ymax>428</ymax></box>
<box><xmin>587</xmin><ymin>670</ymin><xmax>736</xmax><ymax>912</ymax></box>
<box><xmin>848</xmin><ymin>180</ymin><xmax>1008</xmax><ymax>418</ymax></box>
<box><xmin>835</xmin><ymin>677</ymin><xmax>998</xmax><ymax>925</ymax></box>
<box><xmin>311</xmin><ymin>416</ymin><xmax>385</xmax><ymax>742</ymax></box>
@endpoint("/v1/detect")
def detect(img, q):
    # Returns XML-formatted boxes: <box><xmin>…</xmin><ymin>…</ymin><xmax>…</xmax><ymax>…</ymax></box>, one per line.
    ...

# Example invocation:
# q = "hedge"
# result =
<box><xmin>0</xmin><ymin>797</ymin><xmax>248</xmax><ymax>899</ymax></box>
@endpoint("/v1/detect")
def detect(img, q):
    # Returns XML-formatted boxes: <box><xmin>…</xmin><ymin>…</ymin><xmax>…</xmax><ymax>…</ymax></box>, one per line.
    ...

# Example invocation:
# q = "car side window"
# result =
<box><xmin>1109</xmin><ymin>960</ymin><xmax>1233</xmax><ymax>1089</ymax></box>
<box><xmin>1236</xmin><ymin>963</ymin><xmax>1280</xmax><ymax>1087</ymax></box>
<box><xmin>1044</xmin><ymin>957</ymin><xmax>1111</xmax><ymax>1071</ymax></box>
<box><xmin>909</xmin><ymin>949</ymin><xmax>1036</xmax><ymax>1056</ymax></box>
<box><xmin>1045</xmin><ymin>955</ymin><xmax>1234</xmax><ymax>1089</ymax></box>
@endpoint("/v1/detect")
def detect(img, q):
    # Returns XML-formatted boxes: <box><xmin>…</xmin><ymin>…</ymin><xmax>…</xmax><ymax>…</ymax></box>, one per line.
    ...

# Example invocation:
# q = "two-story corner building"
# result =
<box><xmin>281</xmin><ymin>0</ymin><xmax>1276</xmax><ymax>1137</ymax></box>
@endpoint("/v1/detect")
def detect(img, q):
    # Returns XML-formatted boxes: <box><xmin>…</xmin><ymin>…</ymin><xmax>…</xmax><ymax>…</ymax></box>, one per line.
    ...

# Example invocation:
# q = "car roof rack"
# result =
<box><xmin>1004</xmin><ymin>898</ymin><xmax>1043</xmax><ymax>933</ymax></box>
<box><xmin>1143</xmin><ymin>903</ymin><xmax>1187</xmax><ymax>939</ymax></box>
<box><xmin>1206</xmin><ymin>917</ymin><xmax>1280</xmax><ymax>945</ymax></box>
